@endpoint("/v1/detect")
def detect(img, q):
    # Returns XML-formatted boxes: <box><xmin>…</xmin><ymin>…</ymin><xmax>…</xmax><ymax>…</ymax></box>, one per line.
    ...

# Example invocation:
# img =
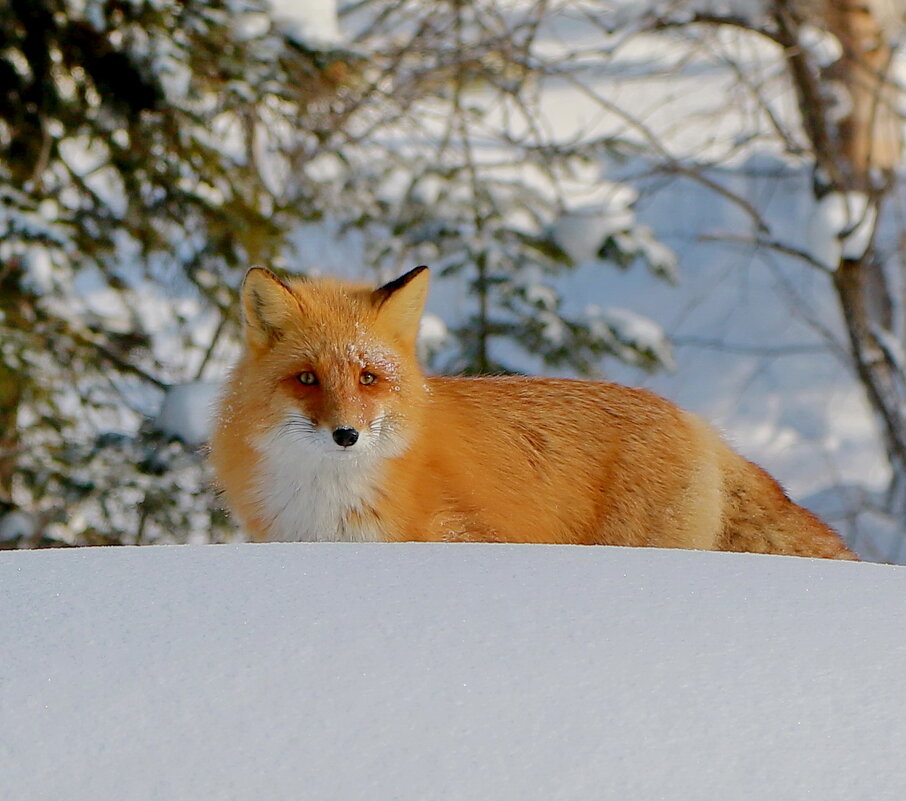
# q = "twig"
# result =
<box><xmin>673</xmin><ymin>336</ymin><xmax>827</xmax><ymax>357</ymax></box>
<box><xmin>71</xmin><ymin>330</ymin><xmax>169</xmax><ymax>390</ymax></box>
<box><xmin>194</xmin><ymin>309</ymin><xmax>229</xmax><ymax>381</ymax></box>
<box><xmin>698</xmin><ymin>232</ymin><xmax>833</xmax><ymax>274</ymax></box>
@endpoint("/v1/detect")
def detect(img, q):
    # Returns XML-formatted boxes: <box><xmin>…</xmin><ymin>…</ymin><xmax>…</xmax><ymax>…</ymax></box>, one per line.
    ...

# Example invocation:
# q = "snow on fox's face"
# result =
<box><xmin>269</xmin><ymin>341</ymin><xmax>407</xmax><ymax>457</ymax></box>
<box><xmin>238</xmin><ymin>266</ymin><xmax>429</xmax><ymax>458</ymax></box>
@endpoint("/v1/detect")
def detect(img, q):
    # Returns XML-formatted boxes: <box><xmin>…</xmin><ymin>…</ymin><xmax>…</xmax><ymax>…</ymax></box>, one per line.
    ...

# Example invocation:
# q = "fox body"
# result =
<box><xmin>210</xmin><ymin>266</ymin><xmax>856</xmax><ymax>559</ymax></box>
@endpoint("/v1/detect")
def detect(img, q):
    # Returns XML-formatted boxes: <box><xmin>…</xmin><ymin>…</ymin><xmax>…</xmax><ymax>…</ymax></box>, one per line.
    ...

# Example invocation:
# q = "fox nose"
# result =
<box><xmin>332</xmin><ymin>426</ymin><xmax>359</xmax><ymax>448</ymax></box>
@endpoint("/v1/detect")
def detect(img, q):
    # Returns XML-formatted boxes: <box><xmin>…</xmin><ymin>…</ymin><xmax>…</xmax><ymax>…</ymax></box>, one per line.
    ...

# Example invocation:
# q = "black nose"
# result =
<box><xmin>332</xmin><ymin>427</ymin><xmax>359</xmax><ymax>447</ymax></box>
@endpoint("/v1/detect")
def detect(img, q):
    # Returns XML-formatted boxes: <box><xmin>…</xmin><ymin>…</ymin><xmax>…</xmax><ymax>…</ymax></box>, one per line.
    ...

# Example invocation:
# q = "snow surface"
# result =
<box><xmin>2</xmin><ymin>543</ymin><xmax>905</xmax><ymax>800</ymax></box>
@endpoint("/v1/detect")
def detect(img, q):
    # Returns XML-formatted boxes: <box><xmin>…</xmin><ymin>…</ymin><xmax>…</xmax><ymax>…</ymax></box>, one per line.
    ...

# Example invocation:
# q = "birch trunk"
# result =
<box><xmin>776</xmin><ymin>0</ymin><xmax>906</xmax><ymax>513</ymax></box>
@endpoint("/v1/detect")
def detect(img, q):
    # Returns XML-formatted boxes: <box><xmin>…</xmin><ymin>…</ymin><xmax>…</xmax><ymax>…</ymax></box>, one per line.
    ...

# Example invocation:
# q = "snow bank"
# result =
<box><xmin>2</xmin><ymin>543</ymin><xmax>904</xmax><ymax>800</ymax></box>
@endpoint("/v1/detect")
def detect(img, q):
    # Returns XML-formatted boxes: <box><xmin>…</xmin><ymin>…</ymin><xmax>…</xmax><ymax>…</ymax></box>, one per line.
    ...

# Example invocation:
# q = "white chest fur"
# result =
<box><xmin>253</xmin><ymin>425</ymin><xmax>386</xmax><ymax>543</ymax></box>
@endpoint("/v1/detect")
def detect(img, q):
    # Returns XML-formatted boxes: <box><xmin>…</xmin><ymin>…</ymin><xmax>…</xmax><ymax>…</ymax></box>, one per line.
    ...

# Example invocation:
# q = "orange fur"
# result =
<box><xmin>210</xmin><ymin>266</ymin><xmax>857</xmax><ymax>559</ymax></box>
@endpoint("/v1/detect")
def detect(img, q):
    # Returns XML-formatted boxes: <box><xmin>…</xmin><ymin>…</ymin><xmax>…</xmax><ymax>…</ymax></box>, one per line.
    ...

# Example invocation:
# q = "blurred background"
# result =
<box><xmin>2</xmin><ymin>0</ymin><xmax>905</xmax><ymax>560</ymax></box>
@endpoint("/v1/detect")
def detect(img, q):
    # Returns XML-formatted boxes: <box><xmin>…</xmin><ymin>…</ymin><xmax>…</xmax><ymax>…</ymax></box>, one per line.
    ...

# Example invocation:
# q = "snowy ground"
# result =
<box><xmin>3</xmin><ymin>542</ymin><xmax>905</xmax><ymax>800</ymax></box>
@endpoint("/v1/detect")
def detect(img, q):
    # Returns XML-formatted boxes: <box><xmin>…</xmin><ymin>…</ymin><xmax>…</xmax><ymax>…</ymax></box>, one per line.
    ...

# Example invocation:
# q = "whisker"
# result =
<box><xmin>278</xmin><ymin>416</ymin><xmax>319</xmax><ymax>443</ymax></box>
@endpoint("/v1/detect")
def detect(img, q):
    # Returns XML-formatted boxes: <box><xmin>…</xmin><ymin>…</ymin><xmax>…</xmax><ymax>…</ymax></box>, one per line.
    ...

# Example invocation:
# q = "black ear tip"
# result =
<box><xmin>404</xmin><ymin>264</ymin><xmax>430</xmax><ymax>281</ymax></box>
<box><xmin>375</xmin><ymin>265</ymin><xmax>431</xmax><ymax>299</ymax></box>
<box><xmin>243</xmin><ymin>265</ymin><xmax>291</xmax><ymax>291</ymax></box>
<box><xmin>243</xmin><ymin>265</ymin><xmax>271</xmax><ymax>283</ymax></box>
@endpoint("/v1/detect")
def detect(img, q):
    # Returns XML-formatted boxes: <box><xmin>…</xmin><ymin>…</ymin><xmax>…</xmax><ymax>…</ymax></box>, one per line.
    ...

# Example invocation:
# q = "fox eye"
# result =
<box><xmin>298</xmin><ymin>371</ymin><xmax>318</xmax><ymax>386</ymax></box>
<box><xmin>360</xmin><ymin>372</ymin><xmax>377</xmax><ymax>386</ymax></box>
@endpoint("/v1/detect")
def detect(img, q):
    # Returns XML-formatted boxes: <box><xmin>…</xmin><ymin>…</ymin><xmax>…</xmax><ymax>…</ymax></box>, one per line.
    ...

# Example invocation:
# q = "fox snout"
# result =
<box><xmin>332</xmin><ymin>426</ymin><xmax>359</xmax><ymax>448</ymax></box>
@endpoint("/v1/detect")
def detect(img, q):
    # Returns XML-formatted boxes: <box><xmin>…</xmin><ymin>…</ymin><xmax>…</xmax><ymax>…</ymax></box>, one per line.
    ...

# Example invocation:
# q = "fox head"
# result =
<box><xmin>236</xmin><ymin>265</ymin><xmax>430</xmax><ymax>458</ymax></box>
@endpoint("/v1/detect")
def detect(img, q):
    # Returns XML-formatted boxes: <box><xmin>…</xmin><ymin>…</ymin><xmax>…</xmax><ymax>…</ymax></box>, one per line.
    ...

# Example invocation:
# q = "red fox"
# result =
<box><xmin>210</xmin><ymin>265</ymin><xmax>856</xmax><ymax>559</ymax></box>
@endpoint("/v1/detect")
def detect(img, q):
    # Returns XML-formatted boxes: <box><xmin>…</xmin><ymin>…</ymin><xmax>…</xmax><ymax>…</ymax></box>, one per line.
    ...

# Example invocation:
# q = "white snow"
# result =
<box><xmin>552</xmin><ymin>203</ymin><xmax>633</xmax><ymax>264</ymax></box>
<box><xmin>611</xmin><ymin>0</ymin><xmax>772</xmax><ymax>27</ymax></box>
<box><xmin>806</xmin><ymin>191</ymin><xmax>877</xmax><ymax>268</ymax></box>
<box><xmin>539</xmin><ymin>310</ymin><xmax>567</xmax><ymax>345</ymax></box>
<box><xmin>418</xmin><ymin>312</ymin><xmax>448</xmax><ymax>350</ymax></box>
<box><xmin>690</xmin><ymin>0</ymin><xmax>768</xmax><ymax>16</ymax></box>
<box><xmin>417</xmin><ymin>312</ymin><xmax>449</xmax><ymax>362</ymax></box>
<box><xmin>585</xmin><ymin>304</ymin><xmax>674</xmax><ymax>369</ymax></box>
<box><xmin>549</xmin><ymin>185</ymin><xmax>677</xmax><ymax>281</ymax></box>
<box><xmin>0</xmin><ymin>510</ymin><xmax>36</xmax><ymax>542</ymax></box>
<box><xmin>23</xmin><ymin>247</ymin><xmax>55</xmax><ymax>294</ymax></box>
<box><xmin>799</xmin><ymin>25</ymin><xmax>843</xmax><ymax>69</ymax></box>
<box><xmin>840</xmin><ymin>196</ymin><xmax>879</xmax><ymax>260</ymax></box>
<box><xmin>600</xmin><ymin>306</ymin><xmax>669</xmax><ymax>352</ymax></box>
<box><xmin>2</xmin><ymin>543</ymin><xmax>904</xmax><ymax>800</ymax></box>
<box><xmin>868</xmin><ymin>0</ymin><xmax>906</xmax><ymax>35</ymax></box>
<box><xmin>79</xmin><ymin>286</ymin><xmax>134</xmax><ymax>334</ymax></box>
<box><xmin>267</xmin><ymin>0</ymin><xmax>341</xmax><ymax>48</ymax></box>
<box><xmin>153</xmin><ymin>381</ymin><xmax>221</xmax><ymax>446</ymax></box>
<box><xmin>613</xmin><ymin>0</ymin><xmax>903</xmax><ymax>33</ymax></box>
<box><xmin>524</xmin><ymin>281</ymin><xmax>559</xmax><ymax>311</ymax></box>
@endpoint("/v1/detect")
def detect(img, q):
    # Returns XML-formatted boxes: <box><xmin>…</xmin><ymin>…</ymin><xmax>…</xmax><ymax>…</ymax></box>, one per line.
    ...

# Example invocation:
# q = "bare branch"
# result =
<box><xmin>673</xmin><ymin>336</ymin><xmax>828</xmax><ymax>357</ymax></box>
<box><xmin>698</xmin><ymin>232</ymin><xmax>833</xmax><ymax>274</ymax></box>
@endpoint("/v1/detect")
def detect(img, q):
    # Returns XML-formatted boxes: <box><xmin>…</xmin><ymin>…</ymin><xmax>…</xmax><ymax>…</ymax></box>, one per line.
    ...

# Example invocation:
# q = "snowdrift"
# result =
<box><xmin>2</xmin><ymin>543</ymin><xmax>905</xmax><ymax>800</ymax></box>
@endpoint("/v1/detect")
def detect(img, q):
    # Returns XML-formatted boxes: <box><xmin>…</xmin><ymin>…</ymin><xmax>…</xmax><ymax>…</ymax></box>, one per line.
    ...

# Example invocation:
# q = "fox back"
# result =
<box><xmin>210</xmin><ymin>266</ymin><xmax>856</xmax><ymax>560</ymax></box>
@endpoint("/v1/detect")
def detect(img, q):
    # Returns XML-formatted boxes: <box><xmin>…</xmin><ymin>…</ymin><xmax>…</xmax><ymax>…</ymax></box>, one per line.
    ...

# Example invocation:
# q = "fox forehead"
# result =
<box><xmin>277</xmin><ymin>281</ymin><xmax>401</xmax><ymax>341</ymax></box>
<box><xmin>284</xmin><ymin>276</ymin><xmax>377</xmax><ymax>320</ymax></box>
<box><xmin>288</xmin><ymin>340</ymin><xmax>403</xmax><ymax>376</ymax></box>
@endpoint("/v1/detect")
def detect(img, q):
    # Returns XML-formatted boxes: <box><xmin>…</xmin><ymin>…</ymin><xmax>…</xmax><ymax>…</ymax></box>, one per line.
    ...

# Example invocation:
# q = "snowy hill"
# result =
<box><xmin>3</xmin><ymin>543</ymin><xmax>905</xmax><ymax>800</ymax></box>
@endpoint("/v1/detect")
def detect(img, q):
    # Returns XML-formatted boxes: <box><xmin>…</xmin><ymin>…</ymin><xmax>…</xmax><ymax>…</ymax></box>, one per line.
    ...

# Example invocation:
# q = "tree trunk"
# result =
<box><xmin>823</xmin><ymin>0</ymin><xmax>906</xmax><ymax>512</ymax></box>
<box><xmin>834</xmin><ymin>257</ymin><xmax>906</xmax><ymax>510</ymax></box>
<box><xmin>0</xmin><ymin>260</ymin><xmax>26</xmax><ymax>515</ymax></box>
<box><xmin>823</xmin><ymin>0</ymin><xmax>901</xmax><ymax>186</ymax></box>
<box><xmin>776</xmin><ymin>0</ymin><xmax>906</xmax><ymax>517</ymax></box>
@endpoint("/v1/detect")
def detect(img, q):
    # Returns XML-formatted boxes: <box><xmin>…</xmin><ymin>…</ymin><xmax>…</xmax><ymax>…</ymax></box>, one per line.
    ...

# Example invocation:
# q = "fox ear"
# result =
<box><xmin>372</xmin><ymin>266</ymin><xmax>430</xmax><ymax>344</ymax></box>
<box><xmin>241</xmin><ymin>267</ymin><xmax>299</xmax><ymax>350</ymax></box>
